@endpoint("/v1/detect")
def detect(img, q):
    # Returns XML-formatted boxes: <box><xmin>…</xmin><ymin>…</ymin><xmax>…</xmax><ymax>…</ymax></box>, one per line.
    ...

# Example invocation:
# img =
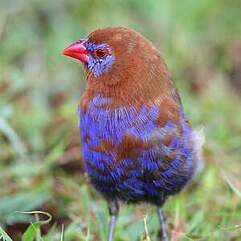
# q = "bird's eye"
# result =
<box><xmin>94</xmin><ymin>48</ymin><xmax>108</xmax><ymax>58</ymax></box>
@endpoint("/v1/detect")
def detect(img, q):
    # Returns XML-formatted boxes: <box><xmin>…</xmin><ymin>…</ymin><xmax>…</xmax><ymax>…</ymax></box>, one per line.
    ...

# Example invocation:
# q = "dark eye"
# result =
<box><xmin>94</xmin><ymin>48</ymin><xmax>108</xmax><ymax>58</ymax></box>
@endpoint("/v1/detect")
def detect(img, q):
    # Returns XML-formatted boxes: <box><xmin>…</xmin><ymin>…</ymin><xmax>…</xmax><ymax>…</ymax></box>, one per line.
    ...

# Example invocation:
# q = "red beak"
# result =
<box><xmin>62</xmin><ymin>41</ymin><xmax>89</xmax><ymax>62</ymax></box>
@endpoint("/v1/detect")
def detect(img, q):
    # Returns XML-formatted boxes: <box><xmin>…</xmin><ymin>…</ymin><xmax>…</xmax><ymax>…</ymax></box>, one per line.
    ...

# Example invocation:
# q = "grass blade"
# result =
<box><xmin>21</xmin><ymin>222</ymin><xmax>41</xmax><ymax>241</ymax></box>
<box><xmin>0</xmin><ymin>226</ymin><xmax>12</xmax><ymax>241</ymax></box>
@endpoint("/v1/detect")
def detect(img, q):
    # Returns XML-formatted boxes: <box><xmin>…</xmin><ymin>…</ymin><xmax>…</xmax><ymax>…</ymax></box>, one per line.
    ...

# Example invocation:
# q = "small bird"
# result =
<box><xmin>63</xmin><ymin>27</ymin><xmax>203</xmax><ymax>241</ymax></box>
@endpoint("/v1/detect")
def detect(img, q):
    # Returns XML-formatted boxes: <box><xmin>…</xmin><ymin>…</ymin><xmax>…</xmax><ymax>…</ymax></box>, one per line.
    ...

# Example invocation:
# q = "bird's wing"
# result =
<box><xmin>114</xmin><ymin>104</ymin><xmax>201</xmax><ymax>193</ymax></box>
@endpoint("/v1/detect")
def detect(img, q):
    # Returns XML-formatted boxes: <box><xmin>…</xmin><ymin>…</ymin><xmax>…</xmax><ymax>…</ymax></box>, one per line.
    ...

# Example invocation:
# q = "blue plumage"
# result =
<box><xmin>84</xmin><ymin>42</ymin><xmax>115</xmax><ymax>77</ymax></box>
<box><xmin>79</xmin><ymin>94</ymin><xmax>196</xmax><ymax>205</ymax></box>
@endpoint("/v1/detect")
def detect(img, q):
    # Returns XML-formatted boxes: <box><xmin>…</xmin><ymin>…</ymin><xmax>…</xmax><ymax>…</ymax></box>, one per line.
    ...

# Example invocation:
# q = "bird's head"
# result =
<box><xmin>63</xmin><ymin>27</ymin><xmax>175</xmax><ymax>105</ymax></box>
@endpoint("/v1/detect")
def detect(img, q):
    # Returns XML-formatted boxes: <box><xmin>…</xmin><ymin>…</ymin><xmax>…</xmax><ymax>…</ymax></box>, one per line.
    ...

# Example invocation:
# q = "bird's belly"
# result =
<box><xmin>79</xmin><ymin>97</ymin><xmax>196</xmax><ymax>204</ymax></box>
<box><xmin>81</xmin><ymin>139</ymin><xmax>193</xmax><ymax>204</ymax></box>
<box><xmin>79</xmin><ymin>122</ymin><xmax>146</xmax><ymax>201</ymax></box>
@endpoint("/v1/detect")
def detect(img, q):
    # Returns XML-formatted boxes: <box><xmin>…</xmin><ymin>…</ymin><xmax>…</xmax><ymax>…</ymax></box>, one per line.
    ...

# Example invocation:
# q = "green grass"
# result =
<box><xmin>1</xmin><ymin>0</ymin><xmax>241</xmax><ymax>240</ymax></box>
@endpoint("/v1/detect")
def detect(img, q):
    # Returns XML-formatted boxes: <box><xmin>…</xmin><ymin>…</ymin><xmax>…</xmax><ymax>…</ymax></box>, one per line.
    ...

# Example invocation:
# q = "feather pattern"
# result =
<box><xmin>79</xmin><ymin>94</ymin><xmax>199</xmax><ymax>205</ymax></box>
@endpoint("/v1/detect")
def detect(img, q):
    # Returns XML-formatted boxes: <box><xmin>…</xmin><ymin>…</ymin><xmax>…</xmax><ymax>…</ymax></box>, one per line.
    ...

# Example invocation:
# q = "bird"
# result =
<box><xmin>63</xmin><ymin>27</ymin><xmax>204</xmax><ymax>241</ymax></box>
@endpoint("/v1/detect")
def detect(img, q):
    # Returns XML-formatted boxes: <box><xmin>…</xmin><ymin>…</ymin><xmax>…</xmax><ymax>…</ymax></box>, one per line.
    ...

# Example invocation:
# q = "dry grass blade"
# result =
<box><xmin>220</xmin><ymin>224</ymin><xmax>241</xmax><ymax>231</ymax></box>
<box><xmin>140</xmin><ymin>216</ymin><xmax>151</xmax><ymax>241</ymax></box>
<box><xmin>15</xmin><ymin>211</ymin><xmax>52</xmax><ymax>225</ymax></box>
<box><xmin>221</xmin><ymin>170</ymin><xmax>241</xmax><ymax>199</ymax></box>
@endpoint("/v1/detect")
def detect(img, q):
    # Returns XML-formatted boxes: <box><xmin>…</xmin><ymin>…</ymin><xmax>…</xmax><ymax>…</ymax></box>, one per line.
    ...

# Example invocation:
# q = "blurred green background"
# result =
<box><xmin>0</xmin><ymin>0</ymin><xmax>241</xmax><ymax>240</ymax></box>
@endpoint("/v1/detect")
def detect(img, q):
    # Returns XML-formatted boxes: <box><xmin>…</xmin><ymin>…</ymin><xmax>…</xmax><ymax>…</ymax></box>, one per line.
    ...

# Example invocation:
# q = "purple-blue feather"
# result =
<box><xmin>83</xmin><ymin>42</ymin><xmax>115</xmax><ymax>77</ymax></box>
<box><xmin>79</xmin><ymin>94</ymin><xmax>194</xmax><ymax>204</ymax></box>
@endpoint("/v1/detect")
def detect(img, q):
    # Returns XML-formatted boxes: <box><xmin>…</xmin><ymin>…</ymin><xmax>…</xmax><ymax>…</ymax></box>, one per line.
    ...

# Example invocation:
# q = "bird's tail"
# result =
<box><xmin>191</xmin><ymin>127</ymin><xmax>205</xmax><ymax>175</ymax></box>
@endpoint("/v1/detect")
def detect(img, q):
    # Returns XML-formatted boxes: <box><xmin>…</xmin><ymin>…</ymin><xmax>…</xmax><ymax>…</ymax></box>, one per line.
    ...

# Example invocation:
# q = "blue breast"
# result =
<box><xmin>79</xmin><ymin>94</ymin><xmax>195</xmax><ymax>204</ymax></box>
